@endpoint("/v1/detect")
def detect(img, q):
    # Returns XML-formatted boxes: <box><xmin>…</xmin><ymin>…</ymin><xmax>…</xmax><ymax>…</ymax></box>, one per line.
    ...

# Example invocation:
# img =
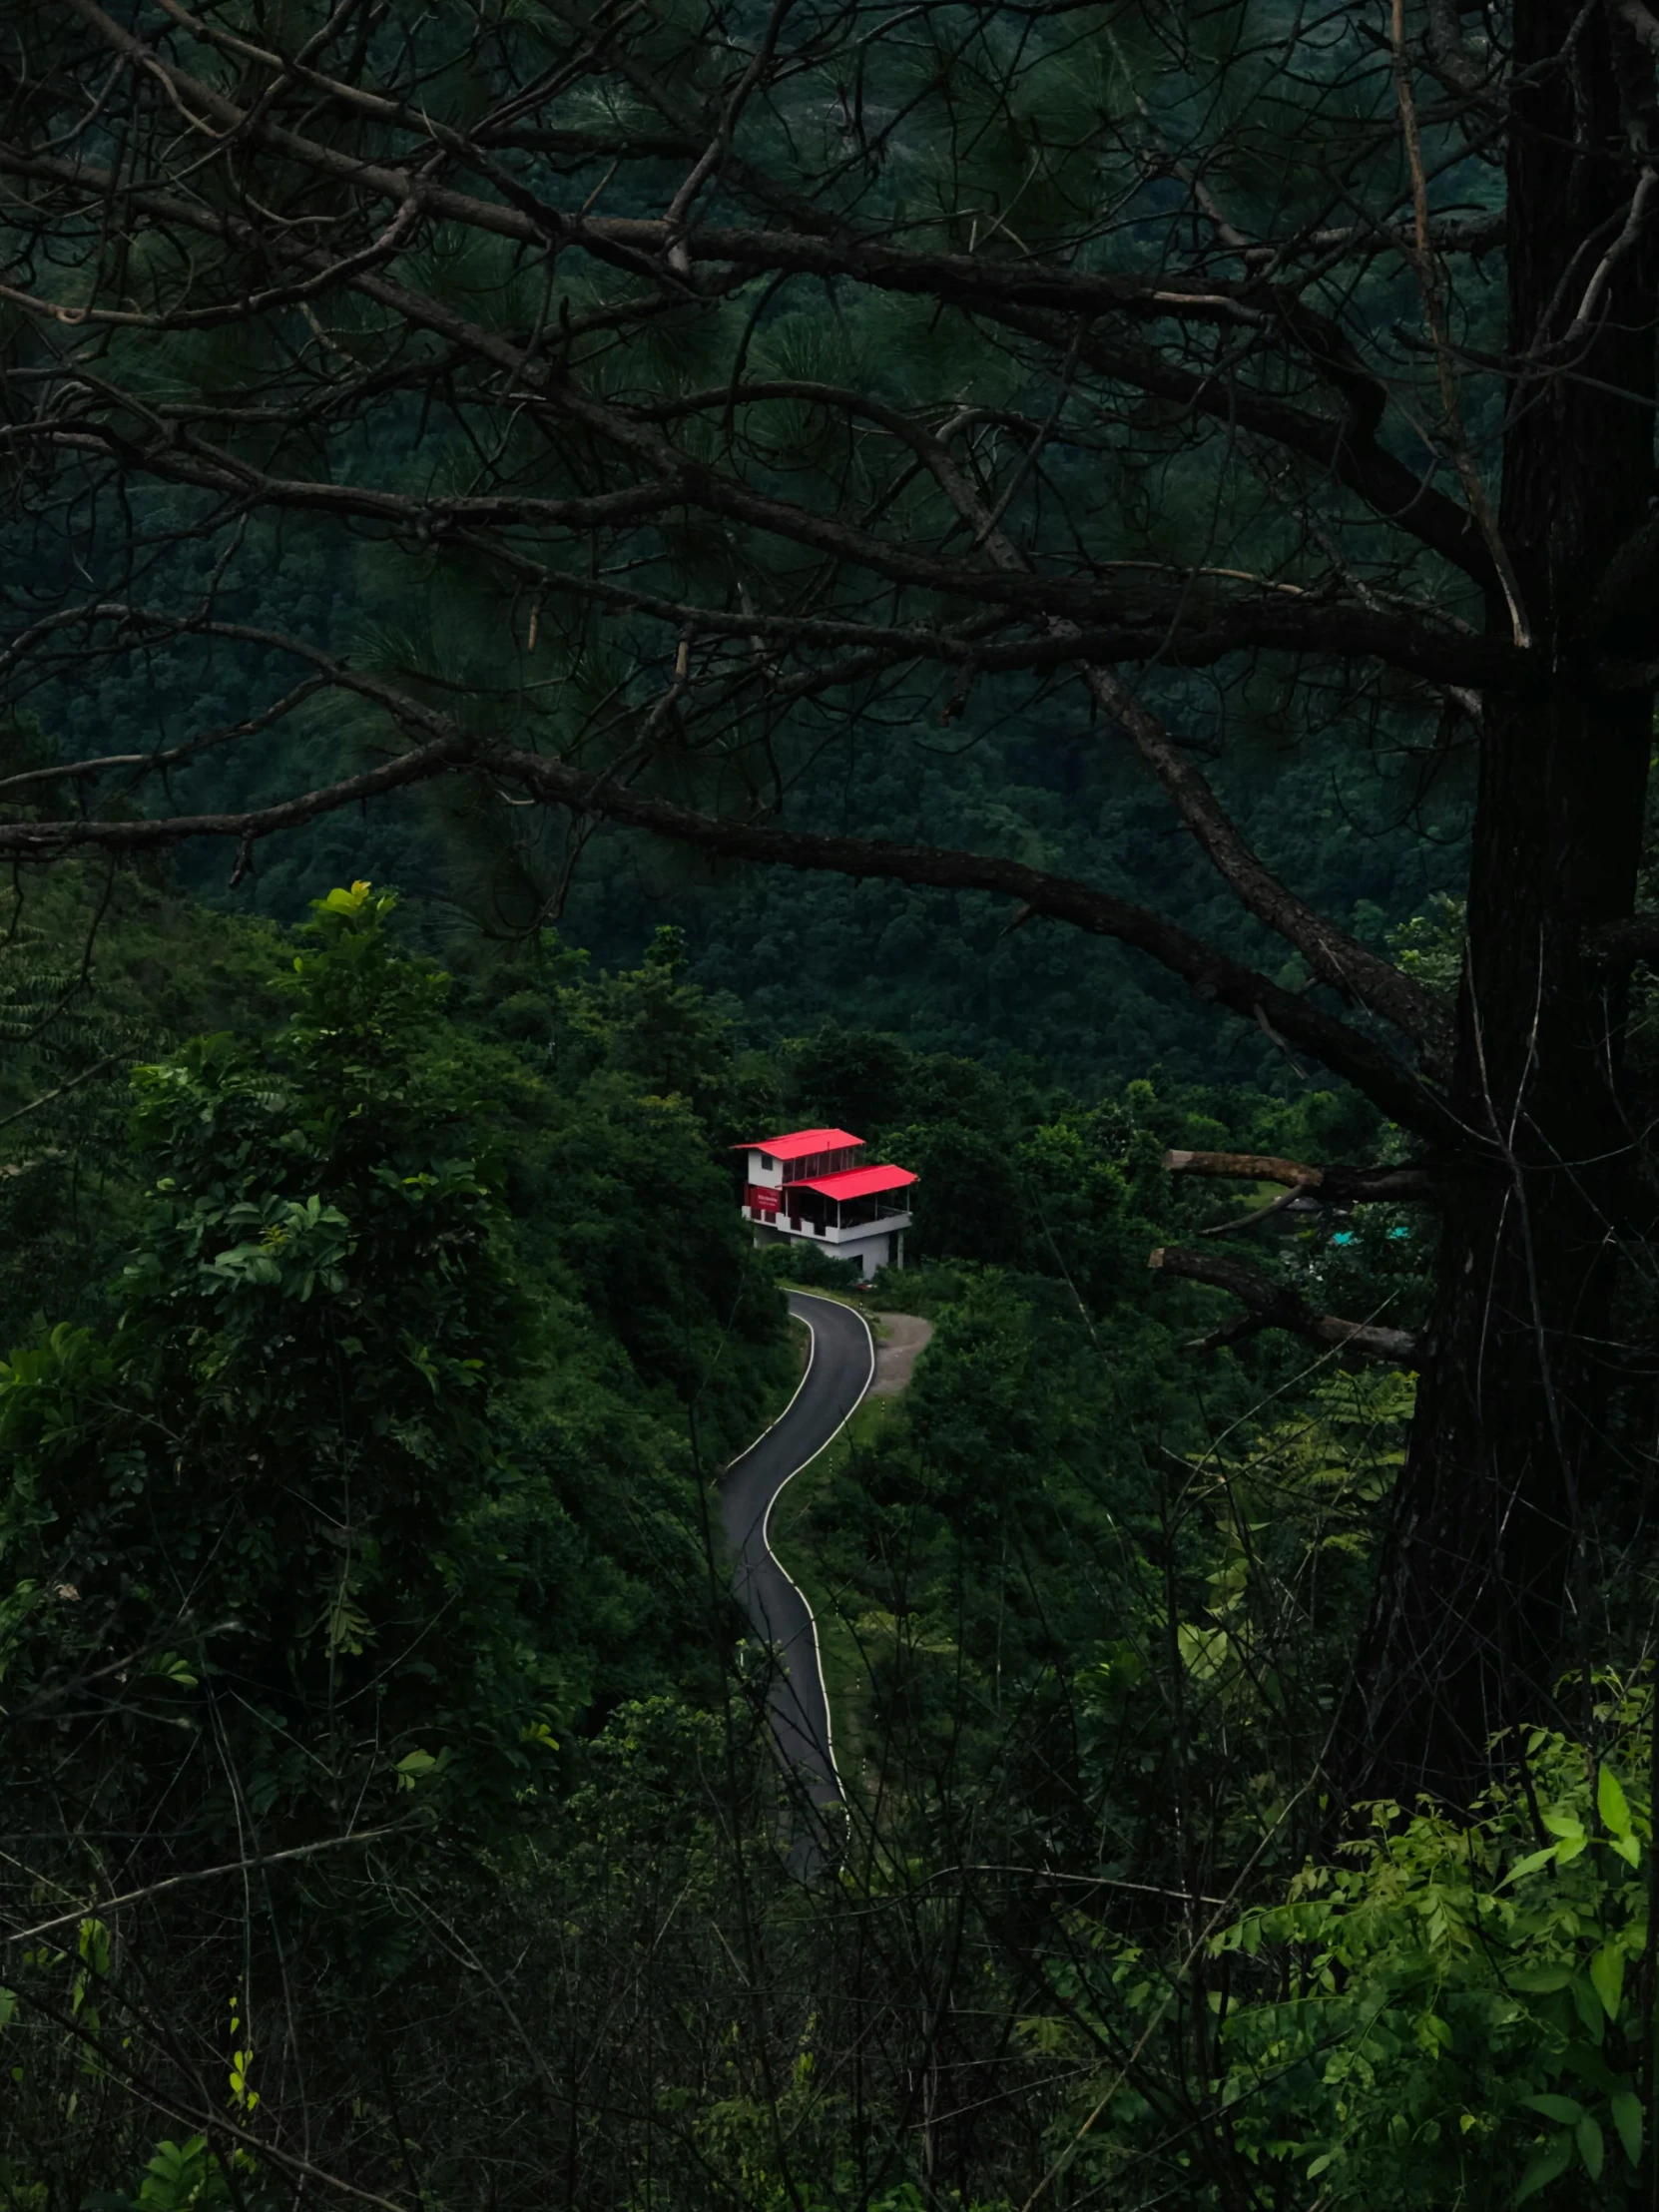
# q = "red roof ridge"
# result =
<box><xmin>787</xmin><ymin>1164</ymin><xmax>918</xmax><ymax>1201</ymax></box>
<box><xmin>733</xmin><ymin>1125</ymin><xmax>863</xmax><ymax>1158</ymax></box>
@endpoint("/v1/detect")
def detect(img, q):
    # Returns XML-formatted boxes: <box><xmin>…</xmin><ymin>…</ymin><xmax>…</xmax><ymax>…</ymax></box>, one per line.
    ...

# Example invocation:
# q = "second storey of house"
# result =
<box><xmin>738</xmin><ymin>1127</ymin><xmax>863</xmax><ymax>1196</ymax></box>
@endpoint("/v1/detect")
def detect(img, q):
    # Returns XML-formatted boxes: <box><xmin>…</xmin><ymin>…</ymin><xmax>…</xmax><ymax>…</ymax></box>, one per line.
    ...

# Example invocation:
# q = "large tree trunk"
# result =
<box><xmin>1350</xmin><ymin>0</ymin><xmax>1657</xmax><ymax>1800</ymax></box>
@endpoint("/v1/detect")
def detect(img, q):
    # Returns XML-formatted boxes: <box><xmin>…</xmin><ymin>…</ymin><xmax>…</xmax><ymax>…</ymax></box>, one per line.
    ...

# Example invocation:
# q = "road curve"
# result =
<box><xmin>720</xmin><ymin>1290</ymin><xmax>875</xmax><ymax>1815</ymax></box>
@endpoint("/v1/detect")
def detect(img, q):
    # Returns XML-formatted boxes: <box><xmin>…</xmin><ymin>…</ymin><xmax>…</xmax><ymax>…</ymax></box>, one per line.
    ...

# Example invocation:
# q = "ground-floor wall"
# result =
<box><xmin>748</xmin><ymin>1220</ymin><xmax>904</xmax><ymax>1279</ymax></box>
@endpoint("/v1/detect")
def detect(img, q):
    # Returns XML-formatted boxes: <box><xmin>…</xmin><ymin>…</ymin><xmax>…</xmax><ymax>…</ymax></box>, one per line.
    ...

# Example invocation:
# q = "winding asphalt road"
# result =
<box><xmin>720</xmin><ymin>1291</ymin><xmax>875</xmax><ymax>1820</ymax></box>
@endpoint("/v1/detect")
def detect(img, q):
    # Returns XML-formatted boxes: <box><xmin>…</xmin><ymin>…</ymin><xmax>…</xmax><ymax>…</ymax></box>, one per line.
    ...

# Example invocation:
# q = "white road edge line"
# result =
<box><xmin>751</xmin><ymin>1291</ymin><xmax>876</xmax><ymax>1803</ymax></box>
<box><xmin>724</xmin><ymin>1306</ymin><xmax>819</xmax><ymax>1469</ymax></box>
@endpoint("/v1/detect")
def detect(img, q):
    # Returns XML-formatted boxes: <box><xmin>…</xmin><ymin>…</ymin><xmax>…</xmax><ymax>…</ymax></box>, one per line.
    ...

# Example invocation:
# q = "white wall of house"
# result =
<box><xmin>840</xmin><ymin>1230</ymin><xmax>898</xmax><ymax>1279</ymax></box>
<box><xmin>748</xmin><ymin>1220</ymin><xmax>905</xmax><ymax>1278</ymax></box>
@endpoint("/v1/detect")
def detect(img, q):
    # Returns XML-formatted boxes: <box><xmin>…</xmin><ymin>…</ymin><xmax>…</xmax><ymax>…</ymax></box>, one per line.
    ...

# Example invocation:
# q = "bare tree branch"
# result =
<box><xmin>1147</xmin><ymin>1247</ymin><xmax>1419</xmax><ymax>1363</ymax></box>
<box><xmin>1584</xmin><ymin>912</ymin><xmax>1659</xmax><ymax>968</ymax></box>
<box><xmin>1163</xmin><ymin>1150</ymin><xmax>1439</xmax><ymax>1202</ymax></box>
<box><xmin>0</xmin><ymin>688</ymin><xmax>1454</xmax><ymax>1136</ymax></box>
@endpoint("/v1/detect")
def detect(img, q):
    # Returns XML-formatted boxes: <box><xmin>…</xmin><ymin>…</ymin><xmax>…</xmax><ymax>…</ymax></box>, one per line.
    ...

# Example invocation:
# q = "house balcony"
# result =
<box><xmin>745</xmin><ymin>1203</ymin><xmax>913</xmax><ymax>1245</ymax></box>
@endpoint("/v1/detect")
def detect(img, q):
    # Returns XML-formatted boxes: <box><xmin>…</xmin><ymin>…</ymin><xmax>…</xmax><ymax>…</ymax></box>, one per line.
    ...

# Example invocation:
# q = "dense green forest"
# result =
<box><xmin>8</xmin><ymin>0</ymin><xmax>1659</xmax><ymax>2207</ymax></box>
<box><xmin>0</xmin><ymin>863</ymin><xmax>1640</xmax><ymax>2212</ymax></box>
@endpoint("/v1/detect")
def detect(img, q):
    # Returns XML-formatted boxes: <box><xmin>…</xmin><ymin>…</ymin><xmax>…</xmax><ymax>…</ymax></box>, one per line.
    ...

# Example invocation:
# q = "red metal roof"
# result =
<box><xmin>787</xmin><ymin>1164</ymin><xmax>918</xmax><ymax>1201</ymax></box>
<box><xmin>736</xmin><ymin>1126</ymin><xmax>862</xmax><ymax>1160</ymax></box>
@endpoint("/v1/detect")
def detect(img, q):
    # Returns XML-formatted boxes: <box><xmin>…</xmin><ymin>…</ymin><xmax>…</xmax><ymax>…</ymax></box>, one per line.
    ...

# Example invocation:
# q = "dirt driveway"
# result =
<box><xmin>871</xmin><ymin>1312</ymin><xmax>934</xmax><ymax>1395</ymax></box>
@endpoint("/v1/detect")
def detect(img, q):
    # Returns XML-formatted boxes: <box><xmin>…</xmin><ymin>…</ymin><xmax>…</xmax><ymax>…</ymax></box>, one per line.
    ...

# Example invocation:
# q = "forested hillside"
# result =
<box><xmin>23</xmin><ymin>529</ymin><xmax>1469</xmax><ymax>1091</ymax></box>
<box><xmin>0</xmin><ymin>864</ymin><xmax>1633</xmax><ymax>2212</ymax></box>
<box><xmin>7</xmin><ymin>0</ymin><xmax>1659</xmax><ymax>2208</ymax></box>
<box><xmin>554</xmin><ymin>705</ymin><xmax>1469</xmax><ymax>1088</ymax></box>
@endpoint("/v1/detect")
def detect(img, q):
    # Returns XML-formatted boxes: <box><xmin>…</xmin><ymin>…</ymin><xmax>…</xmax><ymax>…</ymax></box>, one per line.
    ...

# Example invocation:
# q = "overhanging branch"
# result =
<box><xmin>1079</xmin><ymin>668</ymin><xmax>1452</xmax><ymax>1072</ymax></box>
<box><xmin>1584</xmin><ymin>913</ymin><xmax>1659</xmax><ymax>969</ymax></box>
<box><xmin>1147</xmin><ymin>1247</ymin><xmax>1419</xmax><ymax>1363</ymax></box>
<box><xmin>483</xmin><ymin>744</ymin><xmax>1456</xmax><ymax>1138</ymax></box>
<box><xmin>902</xmin><ymin>422</ymin><xmax>1455</xmax><ymax>1073</ymax></box>
<box><xmin>0</xmin><ymin>710</ymin><xmax>1456</xmax><ymax>1138</ymax></box>
<box><xmin>1163</xmin><ymin>1150</ymin><xmax>1439</xmax><ymax>1202</ymax></box>
<box><xmin>12</xmin><ymin>12</ymin><xmax>1507</xmax><ymax>598</ymax></box>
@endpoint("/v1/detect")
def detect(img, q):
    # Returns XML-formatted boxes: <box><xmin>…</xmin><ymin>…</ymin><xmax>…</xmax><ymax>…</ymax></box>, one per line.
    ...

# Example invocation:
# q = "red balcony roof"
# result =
<box><xmin>736</xmin><ymin>1126</ymin><xmax>862</xmax><ymax>1160</ymax></box>
<box><xmin>788</xmin><ymin>1164</ymin><xmax>918</xmax><ymax>1201</ymax></box>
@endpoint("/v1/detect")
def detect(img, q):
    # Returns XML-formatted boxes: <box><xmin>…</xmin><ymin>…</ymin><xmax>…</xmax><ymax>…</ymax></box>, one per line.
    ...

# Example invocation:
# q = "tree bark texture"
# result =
<box><xmin>1350</xmin><ymin>0</ymin><xmax>1659</xmax><ymax>1796</ymax></box>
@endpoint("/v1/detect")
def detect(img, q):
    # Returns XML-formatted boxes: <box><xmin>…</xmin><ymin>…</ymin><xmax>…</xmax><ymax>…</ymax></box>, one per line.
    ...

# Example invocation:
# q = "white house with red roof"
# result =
<box><xmin>736</xmin><ymin>1126</ymin><xmax>916</xmax><ymax>1279</ymax></box>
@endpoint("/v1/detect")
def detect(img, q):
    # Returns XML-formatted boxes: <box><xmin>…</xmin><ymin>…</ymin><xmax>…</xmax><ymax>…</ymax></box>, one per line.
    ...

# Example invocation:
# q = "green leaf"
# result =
<box><xmin>1510</xmin><ymin>1965</ymin><xmax>1574</xmax><ymax>1992</ymax></box>
<box><xmin>1577</xmin><ymin>2112</ymin><xmax>1604</xmax><ymax>2180</ymax></box>
<box><xmin>1598</xmin><ymin>1765</ymin><xmax>1633</xmax><ymax>1841</ymax></box>
<box><xmin>1515</xmin><ymin>2135</ymin><xmax>1573</xmax><ymax>2205</ymax></box>
<box><xmin>1519</xmin><ymin>2095</ymin><xmax>1582</xmax><ymax>2124</ymax></box>
<box><xmin>318</xmin><ymin>880</ymin><xmax>375</xmax><ymax>915</ymax></box>
<box><xmin>1590</xmin><ymin>1945</ymin><xmax>1625</xmax><ymax>2022</ymax></box>
<box><xmin>395</xmin><ymin>1748</ymin><xmax>438</xmax><ymax>1792</ymax></box>
<box><xmin>1542</xmin><ymin>1811</ymin><xmax>1585</xmax><ymax>1840</ymax></box>
<box><xmin>1611</xmin><ymin>2090</ymin><xmax>1643</xmax><ymax>2168</ymax></box>
<box><xmin>1571</xmin><ymin>1976</ymin><xmax>1607</xmax><ymax>2042</ymax></box>
<box><xmin>1503</xmin><ymin>1848</ymin><xmax>1558</xmax><ymax>1887</ymax></box>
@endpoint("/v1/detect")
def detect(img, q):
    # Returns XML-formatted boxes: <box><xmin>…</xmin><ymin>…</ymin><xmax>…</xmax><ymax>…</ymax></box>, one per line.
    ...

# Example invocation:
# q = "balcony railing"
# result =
<box><xmin>748</xmin><ymin>1204</ymin><xmax>910</xmax><ymax>1243</ymax></box>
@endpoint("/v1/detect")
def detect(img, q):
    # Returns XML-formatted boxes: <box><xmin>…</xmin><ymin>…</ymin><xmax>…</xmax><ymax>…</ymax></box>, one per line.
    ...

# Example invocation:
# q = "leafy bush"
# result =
<box><xmin>1214</xmin><ymin>1680</ymin><xmax>1653</xmax><ymax>2207</ymax></box>
<box><xmin>0</xmin><ymin>883</ymin><xmax>562</xmax><ymax>1845</ymax></box>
